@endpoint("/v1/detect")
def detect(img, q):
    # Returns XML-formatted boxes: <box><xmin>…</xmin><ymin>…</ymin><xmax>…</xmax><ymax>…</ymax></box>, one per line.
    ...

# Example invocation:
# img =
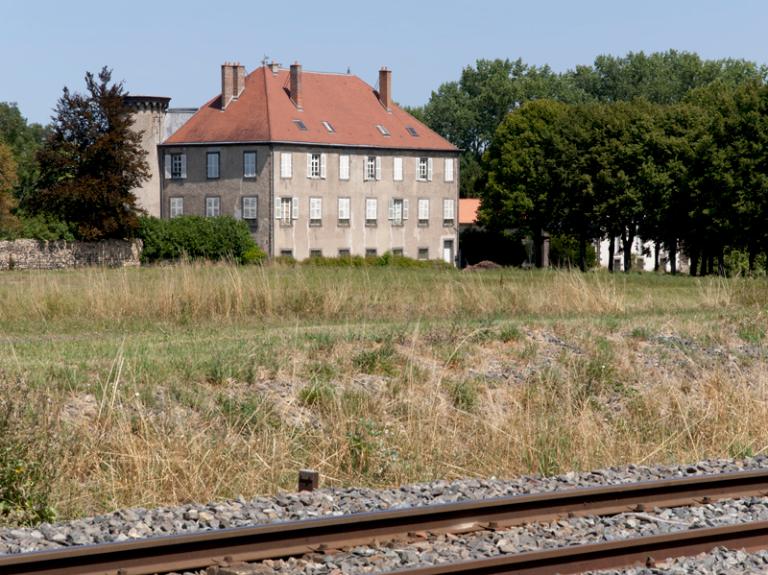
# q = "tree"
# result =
<box><xmin>0</xmin><ymin>103</ymin><xmax>48</xmax><ymax>201</ymax></box>
<box><xmin>25</xmin><ymin>67</ymin><xmax>148</xmax><ymax>240</ymax></box>
<box><xmin>0</xmin><ymin>142</ymin><xmax>19</xmax><ymax>235</ymax></box>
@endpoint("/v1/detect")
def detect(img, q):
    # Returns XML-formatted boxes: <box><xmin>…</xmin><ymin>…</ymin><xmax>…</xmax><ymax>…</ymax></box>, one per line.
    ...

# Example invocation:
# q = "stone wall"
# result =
<box><xmin>0</xmin><ymin>239</ymin><xmax>142</xmax><ymax>270</ymax></box>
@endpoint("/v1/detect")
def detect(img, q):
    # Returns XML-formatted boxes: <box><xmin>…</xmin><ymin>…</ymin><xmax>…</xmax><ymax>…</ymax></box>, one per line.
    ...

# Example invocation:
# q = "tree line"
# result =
<box><xmin>411</xmin><ymin>51</ymin><xmax>768</xmax><ymax>274</ymax></box>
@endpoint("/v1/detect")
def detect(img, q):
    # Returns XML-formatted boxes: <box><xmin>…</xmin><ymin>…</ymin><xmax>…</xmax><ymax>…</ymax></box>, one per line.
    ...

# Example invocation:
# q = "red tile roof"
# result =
<box><xmin>164</xmin><ymin>66</ymin><xmax>458</xmax><ymax>152</ymax></box>
<box><xmin>459</xmin><ymin>198</ymin><xmax>480</xmax><ymax>225</ymax></box>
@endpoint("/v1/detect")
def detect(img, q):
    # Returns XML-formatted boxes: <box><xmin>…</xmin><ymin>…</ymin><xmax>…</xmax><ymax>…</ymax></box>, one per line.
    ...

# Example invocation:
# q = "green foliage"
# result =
<box><xmin>352</xmin><ymin>341</ymin><xmax>398</xmax><ymax>376</ymax></box>
<box><xmin>0</xmin><ymin>381</ymin><xmax>57</xmax><ymax>526</ymax></box>
<box><xmin>0</xmin><ymin>211</ymin><xmax>75</xmax><ymax>241</ymax></box>
<box><xmin>448</xmin><ymin>379</ymin><xmax>479</xmax><ymax>412</ymax></box>
<box><xmin>138</xmin><ymin>216</ymin><xmax>265</xmax><ymax>264</ymax></box>
<box><xmin>301</xmin><ymin>253</ymin><xmax>452</xmax><ymax>269</ymax></box>
<box><xmin>549</xmin><ymin>236</ymin><xmax>597</xmax><ymax>269</ymax></box>
<box><xmin>298</xmin><ymin>380</ymin><xmax>336</xmax><ymax>409</ymax></box>
<box><xmin>0</xmin><ymin>102</ymin><xmax>47</xmax><ymax>201</ymax></box>
<box><xmin>24</xmin><ymin>68</ymin><xmax>148</xmax><ymax>240</ymax></box>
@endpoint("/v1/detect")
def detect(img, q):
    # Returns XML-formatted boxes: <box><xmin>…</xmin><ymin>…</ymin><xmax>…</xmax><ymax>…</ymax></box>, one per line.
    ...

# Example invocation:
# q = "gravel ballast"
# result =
<box><xmin>3</xmin><ymin>456</ymin><xmax>768</xmax><ymax>571</ymax></box>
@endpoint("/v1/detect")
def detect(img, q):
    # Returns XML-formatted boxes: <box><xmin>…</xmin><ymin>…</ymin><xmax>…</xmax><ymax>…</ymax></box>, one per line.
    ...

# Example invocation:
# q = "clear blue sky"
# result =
<box><xmin>2</xmin><ymin>0</ymin><xmax>767</xmax><ymax>125</ymax></box>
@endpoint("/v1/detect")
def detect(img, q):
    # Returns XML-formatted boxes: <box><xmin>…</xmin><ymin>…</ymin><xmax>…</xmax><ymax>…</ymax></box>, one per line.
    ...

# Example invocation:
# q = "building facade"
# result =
<box><xmin>154</xmin><ymin>62</ymin><xmax>460</xmax><ymax>263</ymax></box>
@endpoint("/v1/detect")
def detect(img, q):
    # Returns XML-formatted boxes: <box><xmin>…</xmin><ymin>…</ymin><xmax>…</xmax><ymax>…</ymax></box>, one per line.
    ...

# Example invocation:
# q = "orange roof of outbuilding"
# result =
<box><xmin>164</xmin><ymin>66</ymin><xmax>458</xmax><ymax>152</ymax></box>
<box><xmin>459</xmin><ymin>198</ymin><xmax>480</xmax><ymax>225</ymax></box>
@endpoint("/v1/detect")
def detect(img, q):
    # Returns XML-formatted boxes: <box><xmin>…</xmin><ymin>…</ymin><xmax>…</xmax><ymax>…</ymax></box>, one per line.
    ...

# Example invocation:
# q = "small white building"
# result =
<box><xmin>595</xmin><ymin>237</ymin><xmax>688</xmax><ymax>273</ymax></box>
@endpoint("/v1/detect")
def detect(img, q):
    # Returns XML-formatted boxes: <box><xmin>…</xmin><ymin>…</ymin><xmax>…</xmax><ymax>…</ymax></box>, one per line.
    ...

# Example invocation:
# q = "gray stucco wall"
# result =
<box><xmin>160</xmin><ymin>144</ymin><xmax>272</xmax><ymax>254</ymax></box>
<box><xmin>272</xmin><ymin>146</ymin><xmax>459</xmax><ymax>262</ymax></box>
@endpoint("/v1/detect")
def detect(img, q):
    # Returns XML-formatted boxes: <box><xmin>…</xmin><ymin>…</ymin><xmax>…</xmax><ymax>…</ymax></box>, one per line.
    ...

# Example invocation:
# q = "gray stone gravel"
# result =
<box><xmin>590</xmin><ymin>547</ymin><xmax>768</xmax><ymax>574</ymax></box>
<box><xmin>2</xmin><ymin>456</ymin><xmax>768</xmax><ymax>561</ymax></box>
<box><xmin>198</xmin><ymin>496</ymin><xmax>768</xmax><ymax>574</ymax></box>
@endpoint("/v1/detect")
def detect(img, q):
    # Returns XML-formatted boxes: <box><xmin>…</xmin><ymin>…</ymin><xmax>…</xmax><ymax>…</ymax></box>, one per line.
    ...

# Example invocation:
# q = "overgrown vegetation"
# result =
<box><xmin>1</xmin><ymin>265</ymin><xmax>768</xmax><ymax>525</ymax></box>
<box><xmin>138</xmin><ymin>216</ymin><xmax>265</xmax><ymax>264</ymax></box>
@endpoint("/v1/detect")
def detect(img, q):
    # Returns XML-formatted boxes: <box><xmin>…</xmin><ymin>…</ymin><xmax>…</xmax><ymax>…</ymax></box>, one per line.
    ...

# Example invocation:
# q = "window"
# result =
<box><xmin>375</xmin><ymin>124</ymin><xmax>390</xmax><ymax>136</ymax></box>
<box><xmin>444</xmin><ymin>158</ymin><xmax>454</xmax><ymax>182</ymax></box>
<box><xmin>389</xmin><ymin>198</ymin><xmax>408</xmax><ymax>226</ymax></box>
<box><xmin>206</xmin><ymin>196</ymin><xmax>220</xmax><ymax>217</ymax></box>
<box><xmin>365</xmin><ymin>198</ymin><xmax>377</xmax><ymax>226</ymax></box>
<box><xmin>365</xmin><ymin>248</ymin><xmax>377</xmax><ymax>257</ymax></box>
<box><xmin>206</xmin><ymin>152</ymin><xmax>220</xmax><ymax>179</ymax></box>
<box><xmin>339</xmin><ymin>155</ymin><xmax>350</xmax><ymax>180</ymax></box>
<box><xmin>322</xmin><ymin>121</ymin><xmax>335</xmax><ymax>133</ymax></box>
<box><xmin>307</xmin><ymin>153</ymin><xmax>326</xmax><ymax>179</ymax></box>
<box><xmin>393</xmin><ymin>157</ymin><xmax>403</xmax><ymax>181</ymax></box>
<box><xmin>365</xmin><ymin>155</ymin><xmax>381</xmax><ymax>181</ymax></box>
<box><xmin>309</xmin><ymin>197</ymin><xmax>322</xmax><ymax>226</ymax></box>
<box><xmin>166</xmin><ymin>153</ymin><xmax>186</xmax><ymax>179</ymax></box>
<box><xmin>417</xmin><ymin>157</ymin><xmax>433</xmax><ymax>181</ymax></box>
<box><xmin>243</xmin><ymin>152</ymin><xmax>257</xmax><ymax>178</ymax></box>
<box><xmin>169</xmin><ymin>197</ymin><xmax>183</xmax><ymax>218</ymax></box>
<box><xmin>242</xmin><ymin>196</ymin><xmax>258</xmax><ymax>220</ymax></box>
<box><xmin>418</xmin><ymin>198</ymin><xmax>429</xmax><ymax>226</ymax></box>
<box><xmin>338</xmin><ymin>248</ymin><xmax>351</xmax><ymax>258</ymax></box>
<box><xmin>338</xmin><ymin>197</ymin><xmax>350</xmax><ymax>225</ymax></box>
<box><xmin>276</xmin><ymin>196</ymin><xmax>298</xmax><ymax>225</ymax></box>
<box><xmin>418</xmin><ymin>248</ymin><xmax>429</xmax><ymax>260</ymax></box>
<box><xmin>406</xmin><ymin>126</ymin><xmax>419</xmax><ymax>137</ymax></box>
<box><xmin>309</xmin><ymin>249</ymin><xmax>322</xmax><ymax>258</ymax></box>
<box><xmin>392</xmin><ymin>248</ymin><xmax>403</xmax><ymax>256</ymax></box>
<box><xmin>443</xmin><ymin>198</ymin><xmax>455</xmax><ymax>226</ymax></box>
<box><xmin>280</xmin><ymin>152</ymin><xmax>293</xmax><ymax>178</ymax></box>
<box><xmin>293</xmin><ymin>119</ymin><xmax>307</xmax><ymax>131</ymax></box>
<box><xmin>280</xmin><ymin>249</ymin><xmax>294</xmax><ymax>258</ymax></box>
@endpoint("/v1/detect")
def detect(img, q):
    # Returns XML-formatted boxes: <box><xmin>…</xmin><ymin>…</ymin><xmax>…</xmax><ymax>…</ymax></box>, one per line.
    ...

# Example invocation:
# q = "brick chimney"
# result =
<box><xmin>290</xmin><ymin>62</ymin><xmax>302</xmax><ymax>109</ymax></box>
<box><xmin>378</xmin><ymin>67</ymin><xmax>392</xmax><ymax>111</ymax></box>
<box><xmin>221</xmin><ymin>62</ymin><xmax>245</xmax><ymax>110</ymax></box>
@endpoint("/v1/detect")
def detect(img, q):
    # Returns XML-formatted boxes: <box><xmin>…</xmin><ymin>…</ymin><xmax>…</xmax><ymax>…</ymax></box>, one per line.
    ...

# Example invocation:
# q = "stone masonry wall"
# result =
<box><xmin>0</xmin><ymin>239</ymin><xmax>142</xmax><ymax>270</ymax></box>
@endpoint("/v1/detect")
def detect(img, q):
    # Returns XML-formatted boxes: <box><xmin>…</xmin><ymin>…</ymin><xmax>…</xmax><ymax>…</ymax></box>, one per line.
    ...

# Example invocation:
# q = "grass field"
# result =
<box><xmin>1</xmin><ymin>263</ymin><xmax>768</xmax><ymax>524</ymax></box>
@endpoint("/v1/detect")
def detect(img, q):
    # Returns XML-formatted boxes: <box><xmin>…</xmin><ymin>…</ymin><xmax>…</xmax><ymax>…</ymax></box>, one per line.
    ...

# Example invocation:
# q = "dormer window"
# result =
<box><xmin>406</xmin><ymin>126</ymin><xmax>419</xmax><ymax>137</ymax></box>
<box><xmin>376</xmin><ymin>124</ymin><xmax>390</xmax><ymax>136</ymax></box>
<box><xmin>293</xmin><ymin>119</ymin><xmax>308</xmax><ymax>131</ymax></box>
<box><xmin>322</xmin><ymin>121</ymin><xmax>335</xmax><ymax>133</ymax></box>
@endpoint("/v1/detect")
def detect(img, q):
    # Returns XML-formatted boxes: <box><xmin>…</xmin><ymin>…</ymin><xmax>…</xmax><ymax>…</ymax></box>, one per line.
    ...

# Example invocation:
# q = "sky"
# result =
<box><xmin>2</xmin><ymin>0</ymin><xmax>768</xmax><ymax>125</ymax></box>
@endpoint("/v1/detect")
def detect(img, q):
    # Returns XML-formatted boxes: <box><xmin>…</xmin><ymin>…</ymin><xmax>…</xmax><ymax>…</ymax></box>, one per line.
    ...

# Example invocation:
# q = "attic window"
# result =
<box><xmin>322</xmin><ymin>121</ymin><xmax>335</xmax><ymax>133</ymax></box>
<box><xmin>406</xmin><ymin>126</ymin><xmax>419</xmax><ymax>137</ymax></box>
<box><xmin>376</xmin><ymin>124</ymin><xmax>390</xmax><ymax>136</ymax></box>
<box><xmin>293</xmin><ymin>119</ymin><xmax>308</xmax><ymax>131</ymax></box>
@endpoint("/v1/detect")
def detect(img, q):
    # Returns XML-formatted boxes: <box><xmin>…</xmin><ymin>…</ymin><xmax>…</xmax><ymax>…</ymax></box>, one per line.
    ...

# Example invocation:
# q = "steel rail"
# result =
<box><xmin>385</xmin><ymin>520</ymin><xmax>768</xmax><ymax>575</ymax></box>
<box><xmin>2</xmin><ymin>469</ymin><xmax>768</xmax><ymax>575</ymax></box>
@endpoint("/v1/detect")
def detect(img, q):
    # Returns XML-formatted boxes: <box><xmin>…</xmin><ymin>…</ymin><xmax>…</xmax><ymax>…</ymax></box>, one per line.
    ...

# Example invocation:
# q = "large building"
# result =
<box><xmin>131</xmin><ymin>62</ymin><xmax>460</xmax><ymax>263</ymax></box>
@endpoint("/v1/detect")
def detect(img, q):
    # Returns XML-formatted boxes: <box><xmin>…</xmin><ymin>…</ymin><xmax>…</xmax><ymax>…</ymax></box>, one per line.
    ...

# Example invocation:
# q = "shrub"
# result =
<box><xmin>300</xmin><ymin>252</ymin><xmax>452</xmax><ymax>269</ymax></box>
<box><xmin>549</xmin><ymin>235</ymin><xmax>597</xmax><ymax>269</ymax></box>
<box><xmin>0</xmin><ymin>211</ymin><xmax>75</xmax><ymax>241</ymax></box>
<box><xmin>138</xmin><ymin>216</ymin><xmax>265</xmax><ymax>264</ymax></box>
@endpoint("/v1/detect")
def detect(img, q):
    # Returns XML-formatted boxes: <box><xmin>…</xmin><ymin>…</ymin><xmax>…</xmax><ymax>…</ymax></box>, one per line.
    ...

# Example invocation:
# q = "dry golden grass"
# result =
<box><xmin>1</xmin><ymin>263</ymin><xmax>768</xmax><ymax>524</ymax></box>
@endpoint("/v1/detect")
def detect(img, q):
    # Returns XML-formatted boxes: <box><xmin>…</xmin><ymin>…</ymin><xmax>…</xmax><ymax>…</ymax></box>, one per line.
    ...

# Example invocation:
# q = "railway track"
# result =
<box><xmin>3</xmin><ymin>468</ymin><xmax>768</xmax><ymax>575</ymax></box>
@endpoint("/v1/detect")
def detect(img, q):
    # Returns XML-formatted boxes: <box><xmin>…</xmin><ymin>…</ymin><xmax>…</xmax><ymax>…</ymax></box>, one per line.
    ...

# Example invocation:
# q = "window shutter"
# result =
<box><xmin>427</xmin><ymin>158</ymin><xmax>433</xmax><ymax>181</ymax></box>
<box><xmin>320</xmin><ymin>154</ymin><xmax>327</xmax><ymax>179</ymax></box>
<box><xmin>403</xmin><ymin>199</ymin><xmax>409</xmax><ymax>220</ymax></box>
<box><xmin>291</xmin><ymin>197</ymin><xmax>299</xmax><ymax>220</ymax></box>
<box><xmin>275</xmin><ymin>197</ymin><xmax>282</xmax><ymax>219</ymax></box>
<box><xmin>444</xmin><ymin>158</ymin><xmax>454</xmax><ymax>182</ymax></box>
<box><xmin>180</xmin><ymin>154</ymin><xmax>187</xmax><ymax>179</ymax></box>
<box><xmin>306</xmin><ymin>153</ymin><xmax>312</xmax><ymax>178</ymax></box>
<box><xmin>164</xmin><ymin>154</ymin><xmax>171</xmax><ymax>179</ymax></box>
<box><xmin>393</xmin><ymin>157</ymin><xmax>403</xmax><ymax>181</ymax></box>
<box><xmin>375</xmin><ymin>156</ymin><xmax>382</xmax><ymax>180</ymax></box>
<box><xmin>388</xmin><ymin>198</ymin><xmax>395</xmax><ymax>221</ymax></box>
<box><xmin>419</xmin><ymin>199</ymin><xmax>429</xmax><ymax>220</ymax></box>
<box><xmin>339</xmin><ymin>155</ymin><xmax>349</xmax><ymax>180</ymax></box>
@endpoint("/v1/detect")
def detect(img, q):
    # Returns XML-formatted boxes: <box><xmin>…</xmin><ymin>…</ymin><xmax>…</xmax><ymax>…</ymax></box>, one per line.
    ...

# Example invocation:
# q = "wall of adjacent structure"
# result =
<box><xmin>0</xmin><ymin>240</ymin><xmax>142</xmax><ymax>270</ymax></box>
<box><xmin>160</xmin><ymin>144</ymin><xmax>273</xmax><ymax>255</ymax></box>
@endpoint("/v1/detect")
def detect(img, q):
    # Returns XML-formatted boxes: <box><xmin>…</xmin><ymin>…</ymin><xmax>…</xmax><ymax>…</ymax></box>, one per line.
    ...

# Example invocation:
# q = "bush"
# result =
<box><xmin>300</xmin><ymin>252</ymin><xmax>452</xmax><ymax>269</ymax></box>
<box><xmin>549</xmin><ymin>235</ymin><xmax>597</xmax><ymax>269</ymax></box>
<box><xmin>0</xmin><ymin>212</ymin><xmax>75</xmax><ymax>241</ymax></box>
<box><xmin>138</xmin><ymin>216</ymin><xmax>265</xmax><ymax>264</ymax></box>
